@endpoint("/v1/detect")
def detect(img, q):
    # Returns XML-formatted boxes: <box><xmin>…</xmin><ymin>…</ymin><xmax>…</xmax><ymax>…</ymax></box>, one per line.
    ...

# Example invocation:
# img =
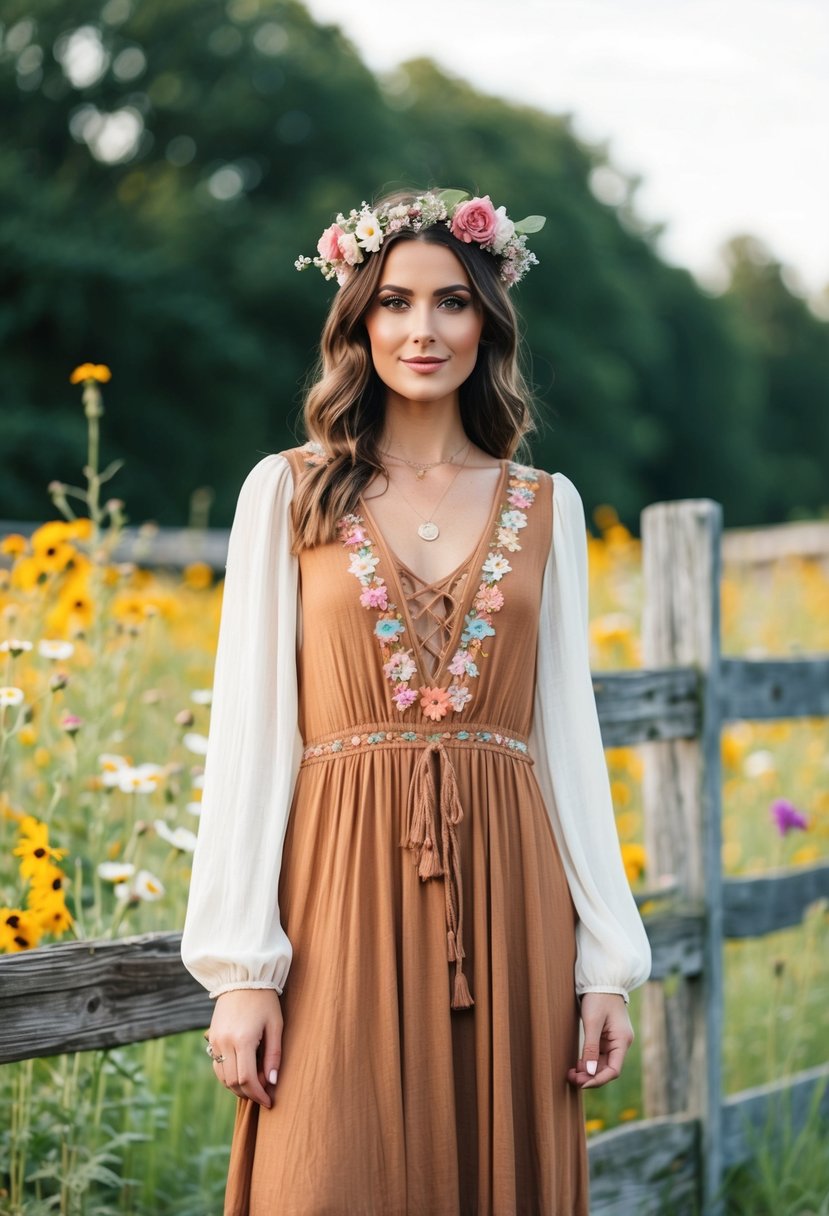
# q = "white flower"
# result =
<box><xmin>386</xmin><ymin>204</ymin><xmax>410</xmax><ymax>221</ymax></box>
<box><xmin>338</xmin><ymin>232</ymin><xmax>364</xmax><ymax>266</ymax></box>
<box><xmin>0</xmin><ymin>687</ymin><xmax>25</xmax><ymax>707</ymax></box>
<box><xmin>500</xmin><ymin>509</ymin><xmax>527</xmax><ymax>530</ymax></box>
<box><xmin>154</xmin><ymin>819</ymin><xmax>198</xmax><ymax>852</ymax></box>
<box><xmin>0</xmin><ymin>639</ymin><xmax>33</xmax><ymax>655</ymax></box>
<box><xmin>482</xmin><ymin>553</ymin><xmax>512</xmax><ymax>581</ymax></box>
<box><xmin>355</xmin><ymin>211</ymin><xmax>383</xmax><ymax>252</ymax></box>
<box><xmin>183</xmin><ymin>731</ymin><xmax>209</xmax><ymax>756</ymax></box>
<box><xmin>497</xmin><ymin>527</ymin><xmax>521</xmax><ymax>552</ymax></box>
<box><xmin>190</xmin><ymin>689</ymin><xmax>212</xmax><ymax>705</ymax></box>
<box><xmin>134</xmin><ymin>870</ymin><xmax>165</xmax><ymax>901</ymax></box>
<box><xmin>185</xmin><ymin>801</ymin><xmax>203</xmax><ymax>817</ymax></box>
<box><xmin>191</xmin><ymin>773</ymin><xmax>205</xmax><ymax>788</ymax></box>
<box><xmin>97</xmin><ymin>861</ymin><xmax>136</xmax><ymax>882</ymax></box>
<box><xmin>383</xmin><ymin>650</ymin><xmax>417</xmax><ymax>682</ymax></box>
<box><xmin>743</xmin><ymin>750</ymin><xmax>776</xmax><ymax>778</ymax></box>
<box><xmin>38</xmin><ymin>639</ymin><xmax>75</xmax><ymax>661</ymax></box>
<box><xmin>116</xmin><ymin>764</ymin><xmax>164</xmax><ymax>794</ymax></box>
<box><xmin>348</xmin><ymin>552</ymin><xmax>380</xmax><ymax>580</ymax></box>
<box><xmin>491</xmin><ymin>205</ymin><xmax>515</xmax><ymax>254</ymax></box>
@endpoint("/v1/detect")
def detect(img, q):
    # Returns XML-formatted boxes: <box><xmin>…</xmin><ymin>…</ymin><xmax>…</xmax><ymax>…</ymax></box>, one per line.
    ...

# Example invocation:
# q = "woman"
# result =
<box><xmin>181</xmin><ymin>186</ymin><xmax>651</xmax><ymax>1215</ymax></box>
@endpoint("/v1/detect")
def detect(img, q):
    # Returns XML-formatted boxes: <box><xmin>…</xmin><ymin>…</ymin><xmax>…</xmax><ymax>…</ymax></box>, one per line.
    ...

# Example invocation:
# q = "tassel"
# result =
<box><xmin>446</xmin><ymin>929</ymin><xmax>457</xmax><ymax>962</ymax></box>
<box><xmin>418</xmin><ymin>833</ymin><xmax>443</xmax><ymax>879</ymax></box>
<box><xmin>452</xmin><ymin>965</ymin><xmax>474</xmax><ymax>1009</ymax></box>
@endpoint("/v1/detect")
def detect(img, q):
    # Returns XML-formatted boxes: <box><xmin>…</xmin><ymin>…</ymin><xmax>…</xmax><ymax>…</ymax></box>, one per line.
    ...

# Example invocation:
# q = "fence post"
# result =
<box><xmin>640</xmin><ymin>499</ymin><xmax>724</xmax><ymax>1214</ymax></box>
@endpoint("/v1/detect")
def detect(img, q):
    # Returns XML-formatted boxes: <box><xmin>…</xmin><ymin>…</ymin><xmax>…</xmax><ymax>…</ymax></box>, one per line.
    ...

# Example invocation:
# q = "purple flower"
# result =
<box><xmin>770</xmin><ymin>799</ymin><xmax>808</xmax><ymax>836</ymax></box>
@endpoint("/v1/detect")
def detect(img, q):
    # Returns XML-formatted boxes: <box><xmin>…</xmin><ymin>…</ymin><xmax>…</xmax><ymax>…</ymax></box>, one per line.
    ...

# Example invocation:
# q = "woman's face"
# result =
<box><xmin>362</xmin><ymin>239</ymin><xmax>485</xmax><ymax>406</ymax></box>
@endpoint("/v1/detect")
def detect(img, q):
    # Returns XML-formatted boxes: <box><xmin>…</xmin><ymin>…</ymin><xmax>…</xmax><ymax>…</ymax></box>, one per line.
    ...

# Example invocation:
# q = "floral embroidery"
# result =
<box><xmin>337</xmin><ymin>460</ymin><xmax>541</xmax><ymax>719</ymax></box>
<box><xmin>420</xmin><ymin>685</ymin><xmax>453</xmax><ymax>721</ymax></box>
<box><xmin>300</xmin><ymin>726</ymin><xmax>532</xmax><ymax>763</ymax></box>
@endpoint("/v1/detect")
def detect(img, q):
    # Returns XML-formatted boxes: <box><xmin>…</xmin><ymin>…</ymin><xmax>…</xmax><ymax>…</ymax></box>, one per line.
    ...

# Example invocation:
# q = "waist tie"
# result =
<box><xmin>299</xmin><ymin>723</ymin><xmax>533</xmax><ymax>1011</ymax></box>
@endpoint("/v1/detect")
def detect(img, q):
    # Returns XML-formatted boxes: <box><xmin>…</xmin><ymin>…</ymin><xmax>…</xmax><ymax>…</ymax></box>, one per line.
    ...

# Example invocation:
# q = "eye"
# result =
<box><xmin>439</xmin><ymin>295</ymin><xmax>469</xmax><ymax>310</ymax></box>
<box><xmin>378</xmin><ymin>295</ymin><xmax>408</xmax><ymax>309</ymax></box>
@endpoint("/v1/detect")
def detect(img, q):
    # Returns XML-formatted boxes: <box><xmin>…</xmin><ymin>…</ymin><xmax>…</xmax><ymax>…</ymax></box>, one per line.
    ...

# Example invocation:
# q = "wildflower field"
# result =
<box><xmin>1</xmin><ymin>370</ymin><xmax>828</xmax><ymax>1214</ymax></box>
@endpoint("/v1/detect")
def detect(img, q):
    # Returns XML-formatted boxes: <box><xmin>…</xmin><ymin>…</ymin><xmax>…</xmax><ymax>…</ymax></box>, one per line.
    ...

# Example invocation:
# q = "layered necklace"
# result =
<box><xmin>379</xmin><ymin>439</ymin><xmax>471</xmax><ymax>542</ymax></box>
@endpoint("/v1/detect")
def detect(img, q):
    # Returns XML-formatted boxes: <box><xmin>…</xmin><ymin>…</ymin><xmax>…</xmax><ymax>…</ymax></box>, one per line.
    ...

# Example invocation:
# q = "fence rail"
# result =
<box><xmin>2</xmin><ymin>498</ymin><xmax>827</xmax><ymax>1215</ymax></box>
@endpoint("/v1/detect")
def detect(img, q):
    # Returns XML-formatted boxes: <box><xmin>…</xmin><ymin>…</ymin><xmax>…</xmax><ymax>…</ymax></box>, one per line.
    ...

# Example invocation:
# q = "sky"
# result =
<box><xmin>303</xmin><ymin>0</ymin><xmax>828</xmax><ymax>309</ymax></box>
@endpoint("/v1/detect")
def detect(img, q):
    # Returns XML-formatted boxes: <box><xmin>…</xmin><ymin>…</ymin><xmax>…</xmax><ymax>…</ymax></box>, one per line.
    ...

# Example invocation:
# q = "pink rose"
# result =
<box><xmin>317</xmin><ymin>223</ymin><xmax>345</xmax><ymax>262</ymax></box>
<box><xmin>450</xmin><ymin>196</ymin><xmax>498</xmax><ymax>246</ymax></box>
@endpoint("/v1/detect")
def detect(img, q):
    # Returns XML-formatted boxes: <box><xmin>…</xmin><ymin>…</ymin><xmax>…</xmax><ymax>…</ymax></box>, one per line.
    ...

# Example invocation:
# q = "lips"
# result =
<box><xmin>402</xmin><ymin>358</ymin><xmax>447</xmax><ymax>364</ymax></box>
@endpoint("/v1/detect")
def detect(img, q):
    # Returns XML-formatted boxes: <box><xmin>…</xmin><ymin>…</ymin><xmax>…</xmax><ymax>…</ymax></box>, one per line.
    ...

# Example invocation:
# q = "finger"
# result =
<box><xmin>259</xmin><ymin>1015</ymin><xmax>283</xmax><ymax>1095</ymax></box>
<box><xmin>235</xmin><ymin>1045</ymin><xmax>272</xmax><ymax>1108</ymax></box>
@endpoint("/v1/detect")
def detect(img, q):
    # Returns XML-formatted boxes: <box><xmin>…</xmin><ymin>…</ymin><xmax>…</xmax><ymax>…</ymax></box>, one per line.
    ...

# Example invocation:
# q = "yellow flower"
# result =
<box><xmin>29</xmin><ymin>888</ymin><xmax>74</xmax><ymax>935</ymax></box>
<box><xmin>585</xmin><ymin>1118</ymin><xmax>605</xmax><ymax>1135</ymax></box>
<box><xmin>593</xmin><ymin>504</ymin><xmax>619</xmax><ymax>531</ymax></box>
<box><xmin>13</xmin><ymin>817</ymin><xmax>67</xmax><ymax>879</ymax></box>
<box><xmin>621</xmin><ymin>842</ymin><xmax>647</xmax><ymax>884</ymax></box>
<box><xmin>0</xmin><ymin>534</ymin><xmax>28</xmax><ymax>558</ymax></box>
<box><xmin>0</xmin><ymin>908</ymin><xmax>42</xmax><ymax>952</ymax></box>
<box><xmin>791</xmin><ymin>844</ymin><xmax>821</xmax><ymax>866</ymax></box>
<box><xmin>619</xmin><ymin>1107</ymin><xmax>639</xmax><ymax>1122</ymax></box>
<box><xmin>610</xmin><ymin>778</ymin><xmax>631</xmax><ymax>808</ymax></box>
<box><xmin>18</xmin><ymin>726</ymin><xmax>37</xmax><ymax>746</ymax></box>
<box><xmin>70</xmin><ymin>363</ymin><xmax>111</xmax><ymax>384</ymax></box>
<box><xmin>183</xmin><ymin>562</ymin><xmax>214</xmax><ymax>591</ymax></box>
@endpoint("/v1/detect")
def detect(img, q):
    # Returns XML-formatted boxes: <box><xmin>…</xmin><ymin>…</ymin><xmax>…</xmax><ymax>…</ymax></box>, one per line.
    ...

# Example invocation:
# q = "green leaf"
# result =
<box><xmin>436</xmin><ymin>188</ymin><xmax>469</xmax><ymax>209</ymax></box>
<box><xmin>514</xmin><ymin>215</ymin><xmax>546</xmax><ymax>234</ymax></box>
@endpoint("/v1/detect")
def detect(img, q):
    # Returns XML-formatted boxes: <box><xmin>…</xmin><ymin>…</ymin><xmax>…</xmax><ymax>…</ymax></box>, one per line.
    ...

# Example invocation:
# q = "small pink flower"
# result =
<box><xmin>770</xmin><ymin>799</ymin><xmax>808</xmax><ymax>836</ymax></box>
<box><xmin>317</xmin><ymin>223</ymin><xmax>345</xmax><ymax>262</ymax></box>
<box><xmin>60</xmin><ymin>713</ymin><xmax>84</xmax><ymax>735</ymax></box>
<box><xmin>474</xmin><ymin>584</ymin><xmax>504</xmax><ymax>614</ymax></box>
<box><xmin>450</xmin><ymin>196</ymin><xmax>498</xmax><ymax>246</ymax></box>
<box><xmin>499</xmin><ymin>261</ymin><xmax>520</xmax><ymax>285</ymax></box>
<box><xmin>392</xmin><ymin>686</ymin><xmax>418</xmax><ymax>711</ymax></box>
<box><xmin>344</xmin><ymin>526</ymin><xmax>368</xmax><ymax>547</ymax></box>
<box><xmin>507</xmin><ymin>488</ymin><xmax>533</xmax><ymax>508</ymax></box>
<box><xmin>448</xmin><ymin>651</ymin><xmax>468</xmax><ymax>677</ymax></box>
<box><xmin>360</xmin><ymin>583</ymin><xmax>389</xmax><ymax>609</ymax></box>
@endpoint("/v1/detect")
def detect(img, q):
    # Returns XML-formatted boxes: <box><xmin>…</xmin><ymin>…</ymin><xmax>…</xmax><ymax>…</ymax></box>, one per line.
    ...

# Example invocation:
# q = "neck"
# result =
<box><xmin>379</xmin><ymin>393</ymin><xmax>468</xmax><ymax>465</ymax></box>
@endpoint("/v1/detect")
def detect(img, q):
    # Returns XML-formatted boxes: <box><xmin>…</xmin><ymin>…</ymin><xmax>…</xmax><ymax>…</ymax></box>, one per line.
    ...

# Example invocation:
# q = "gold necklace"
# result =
<box><xmin>379</xmin><ymin>437</ymin><xmax>469</xmax><ymax>480</ymax></box>
<box><xmin>387</xmin><ymin>443</ymin><xmax>471</xmax><ymax>542</ymax></box>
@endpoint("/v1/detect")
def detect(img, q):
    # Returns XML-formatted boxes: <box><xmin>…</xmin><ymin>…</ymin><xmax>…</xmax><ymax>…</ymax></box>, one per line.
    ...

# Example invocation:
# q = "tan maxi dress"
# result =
<box><xmin>223</xmin><ymin>446</ymin><xmax>588</xmax><ymax>1215</ymax></box>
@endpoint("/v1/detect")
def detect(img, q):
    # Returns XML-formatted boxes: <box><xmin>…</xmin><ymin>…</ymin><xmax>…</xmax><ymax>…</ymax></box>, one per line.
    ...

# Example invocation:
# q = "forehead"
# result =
<box><xmin>379</xmin><ymin>239</ymin><xmax>470</xmax><ymax>287</ymax></box>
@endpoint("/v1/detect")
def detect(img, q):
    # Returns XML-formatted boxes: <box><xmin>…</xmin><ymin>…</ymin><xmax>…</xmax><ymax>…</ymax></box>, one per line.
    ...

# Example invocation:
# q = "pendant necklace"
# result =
<box><xmin>388</xmin><ymin>442</ymin><xmax>471</xmax><ymax>542</ymax></box>
<box><xmin>380</xmin><ymin>436</ymin><xmax>470</xmax><ymax>480</ymax></box>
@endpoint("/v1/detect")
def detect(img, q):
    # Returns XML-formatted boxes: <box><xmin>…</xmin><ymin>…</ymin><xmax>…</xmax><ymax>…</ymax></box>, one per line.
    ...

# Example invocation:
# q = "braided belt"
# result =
<box><xmin>299</xmin><ymin>723</ymin><xmax>534</xmax><ymax>1010</ymax></box>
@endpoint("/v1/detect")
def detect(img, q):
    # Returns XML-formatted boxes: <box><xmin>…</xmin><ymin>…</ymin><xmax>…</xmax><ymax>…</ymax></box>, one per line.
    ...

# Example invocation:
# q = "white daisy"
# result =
<box><xmin>39</xmin><ymin>639</ymin><xmax>75</xmax><ymax>660</ymax></box>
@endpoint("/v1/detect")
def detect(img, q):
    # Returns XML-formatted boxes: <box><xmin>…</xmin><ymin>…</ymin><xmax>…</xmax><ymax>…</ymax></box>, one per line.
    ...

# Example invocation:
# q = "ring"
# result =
<box><xmin>213</xmin><ymin>1053</ymin><xmax>226</xmax><ymax>1064</ymax></box>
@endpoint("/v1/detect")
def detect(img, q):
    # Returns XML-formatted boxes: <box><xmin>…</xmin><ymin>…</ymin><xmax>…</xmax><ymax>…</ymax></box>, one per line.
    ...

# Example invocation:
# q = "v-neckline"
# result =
<box><xmin>358</xmin><ymin>459</ymin><xmax>509</xmax><ymax>686</ymax></box>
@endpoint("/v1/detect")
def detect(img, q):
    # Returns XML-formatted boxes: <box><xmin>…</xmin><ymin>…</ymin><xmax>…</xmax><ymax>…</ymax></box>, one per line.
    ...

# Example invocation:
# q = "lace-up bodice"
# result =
<box><xmin>396</xmin><ymin>561</ymin><xmax>471</xmax><ymax>680</ymax></box>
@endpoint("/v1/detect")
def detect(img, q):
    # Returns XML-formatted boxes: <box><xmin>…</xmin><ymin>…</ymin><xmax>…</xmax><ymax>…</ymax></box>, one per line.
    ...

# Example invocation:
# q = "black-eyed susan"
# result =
<box><xmin>12</xmin><ymin>816</ymin><xmax>67</xmax><ymax>879</ymax></box>
<box><xmin>0</xmin><ymin>534</ymin><xmax>28</xmax><ymax>558</ymax></box>
<box><xmin>70</xmin><ymin>363</ymin><xmax>111</xmax><ymax>384</ymax></box>
<box><xmin>0</xmin><ymin>907</ymin><xmax>42</xmax><ymax>952</ymax></box>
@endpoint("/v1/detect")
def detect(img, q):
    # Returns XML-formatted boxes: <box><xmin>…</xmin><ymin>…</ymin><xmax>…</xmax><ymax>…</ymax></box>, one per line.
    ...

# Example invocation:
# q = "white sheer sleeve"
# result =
<box><xmin>180</xmin><ymin>452</ymin><xmax>303</xmax><ymax>1000</ymax></box>
<box><xmin>528</xmin><ymin>471</ymin><xmax>652</xmax><ymax>1004</ymax></box>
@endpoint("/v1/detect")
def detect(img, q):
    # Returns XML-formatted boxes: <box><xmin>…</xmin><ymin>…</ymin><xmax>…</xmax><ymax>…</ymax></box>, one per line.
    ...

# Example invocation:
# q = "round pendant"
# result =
<box><xmin>418</xmin><ymin>521</ymin><xmax>440</xmax><ymax>542</ymax></box>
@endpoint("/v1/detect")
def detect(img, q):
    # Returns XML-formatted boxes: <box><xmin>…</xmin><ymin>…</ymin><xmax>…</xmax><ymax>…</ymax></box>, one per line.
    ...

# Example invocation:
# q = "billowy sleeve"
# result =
<box><xmin>181</xmin><ymin>452</ymin><xmax>303</xmax><ymax>999</ymax></box>
<box><xmin>528</xmin><ymin>471</ymin><xmax>652</xmax><ymax>1004</ymax></box>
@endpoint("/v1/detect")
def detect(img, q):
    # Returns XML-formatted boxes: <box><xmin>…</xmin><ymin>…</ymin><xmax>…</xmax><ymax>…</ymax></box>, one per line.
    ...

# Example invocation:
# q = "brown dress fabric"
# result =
<box><xmin>223</xmin><ymin>447</ymin><xmax>590</xmax><ymax>1216</ymax></box>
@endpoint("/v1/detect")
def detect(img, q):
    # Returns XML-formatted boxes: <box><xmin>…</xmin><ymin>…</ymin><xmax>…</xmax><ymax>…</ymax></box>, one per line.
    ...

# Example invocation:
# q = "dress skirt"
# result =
<box><xmin>222</xmin><ymin>449</ymin><xmax>590</xmax><ymax>1215</ymax></box>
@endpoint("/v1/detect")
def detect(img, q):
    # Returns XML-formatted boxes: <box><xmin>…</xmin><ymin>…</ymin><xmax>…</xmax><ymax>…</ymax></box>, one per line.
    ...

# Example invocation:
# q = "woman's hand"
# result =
<box><xmin>567</xmin><ymin>992</ymin><xmax>634</xmax><ymax>1090</ymax></box>
<box><xmin>206</xmin><ymin>988</ymin><xmax>284</xmax><ymax>1108</ymax></box>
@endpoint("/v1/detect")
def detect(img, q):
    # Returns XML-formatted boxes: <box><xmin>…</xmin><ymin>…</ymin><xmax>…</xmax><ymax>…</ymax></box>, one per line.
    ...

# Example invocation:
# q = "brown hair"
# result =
<box><xmin>290</xmin><ymin>187</ymin><xmax>539</xmax><ymax>553</ymax></box>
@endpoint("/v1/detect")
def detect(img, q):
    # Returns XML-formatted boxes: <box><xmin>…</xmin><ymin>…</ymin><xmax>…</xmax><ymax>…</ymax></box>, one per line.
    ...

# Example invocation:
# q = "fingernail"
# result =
<box><xmin>586</xmin><ymin>1060</ymin><xmax>597</xmax><ymax>1076</ymax></box>
<box><xmin>268</xmin><ymin>1069</ymin><xmax>278</xmax><ymax>1084</ymax></box>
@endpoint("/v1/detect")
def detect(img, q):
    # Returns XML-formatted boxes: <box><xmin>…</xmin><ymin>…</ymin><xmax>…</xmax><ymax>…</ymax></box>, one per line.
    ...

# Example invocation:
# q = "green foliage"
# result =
<box><xmin>2</xmin><ymin>0</ymin><xmax>826</xmax><ymax>528</ymax></box>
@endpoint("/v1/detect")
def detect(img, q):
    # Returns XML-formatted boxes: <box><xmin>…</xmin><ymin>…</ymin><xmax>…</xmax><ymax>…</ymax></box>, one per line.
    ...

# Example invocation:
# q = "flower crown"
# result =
<box><xmin>294</xmin><ymin>188</ymin><xmax>546</xmax><ymax>289</ymax></box>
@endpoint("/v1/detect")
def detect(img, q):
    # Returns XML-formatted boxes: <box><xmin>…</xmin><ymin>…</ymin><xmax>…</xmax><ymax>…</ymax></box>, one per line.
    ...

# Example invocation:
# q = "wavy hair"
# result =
<box><xmin>290</xmin><ymin>187</ymin><xmax>539</xmax><ymax>553</ymax></box>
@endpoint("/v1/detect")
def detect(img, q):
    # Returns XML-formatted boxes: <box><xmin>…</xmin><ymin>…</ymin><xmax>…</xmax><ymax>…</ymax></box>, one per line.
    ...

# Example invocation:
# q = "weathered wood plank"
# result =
<box><xmin>588</xmin><ymin>1115</ymin><xmax>700</xmax><ymax>1215</ymax></box>
<box><xmin>722</xmin><ymin>862</ymin><xmax>829</xmax><ymax>938</ymax></box>
<box><xmin>641</xmin><ymin>910</ymin><xmax>704</xmax><ymax>981</ymax></box>
<box><xmin>640</xmin><ymin>497</ymin><xmax>725</xmax><ymax>1215</ymax></box>
<box><xmin>720</xmin><ymin>657</ymin><xmax>829</xmax><ymax>721</ymax></box>
<box><xmin>0</xmin><ymin>932</ymin><xmax>211</xmax><ymax>1063</ymax></box>
<box><xmin>722</xmin><ymin>519</ymin><xmax>829</xmax><ymax>567</ymax></box>
<box><xmin>593</xmin><ymin>668</ymin><xmax>701</xmax><ymax>745</ymax></box>
<box><xmin>721</xmin><ymin>1063</ymin><xmax>829</xmax><ymax>1169</ymax></box>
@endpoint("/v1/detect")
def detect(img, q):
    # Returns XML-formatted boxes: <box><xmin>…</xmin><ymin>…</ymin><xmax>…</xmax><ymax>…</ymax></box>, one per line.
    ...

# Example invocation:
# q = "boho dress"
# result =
<box><xmin>181</xmin><ymin>443</ymin><xmax>652</xmax><ymax>1216</ymax></box>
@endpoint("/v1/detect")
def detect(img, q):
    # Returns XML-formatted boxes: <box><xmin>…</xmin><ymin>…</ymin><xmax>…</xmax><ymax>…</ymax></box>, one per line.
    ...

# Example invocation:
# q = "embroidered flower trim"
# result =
<box><xmin>301</xmin><ymin>727</ymin><xmax>531</xmax><ymax>763</ymax></box>
<box><xmin>337</xmin><ymin>461</ymin><xmax>541</xmax><ymax>719</ymax></box>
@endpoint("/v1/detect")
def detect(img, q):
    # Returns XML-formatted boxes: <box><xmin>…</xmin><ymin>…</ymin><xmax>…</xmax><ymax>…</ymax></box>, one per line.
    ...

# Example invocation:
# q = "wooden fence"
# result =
<box><xmin>2</xmin><ymin>497</ymin><xmax>829</xmax><ymax>1215</ymax></box>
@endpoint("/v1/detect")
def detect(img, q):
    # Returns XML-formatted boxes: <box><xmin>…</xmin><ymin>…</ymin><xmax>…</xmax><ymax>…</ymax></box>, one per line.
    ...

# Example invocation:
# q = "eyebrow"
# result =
<box><xmin>376</xmin><ymin>283</ymin><xmax>472</xmax><ymax>296</ymax></box>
